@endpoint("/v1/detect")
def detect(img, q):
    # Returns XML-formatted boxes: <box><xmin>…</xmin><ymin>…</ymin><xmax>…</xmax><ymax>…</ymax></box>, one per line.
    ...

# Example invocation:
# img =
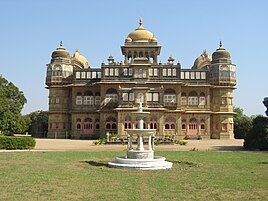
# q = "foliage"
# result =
<box><xmin>0</xmin><ymin>151</ymin><xmax>267</xmax><ymax>200</ymax></box>
<box><xmin>0</xmin><ymin>75</ymin><xmax>30</xmax><ymax>134</ymax></box>
<box><xmin>108</xmin><ymin>133</ymin><xmax>118</xmax><ymax>141</ymax></box>
<box><xmin>154</xmin><ymin>139</ymin><xmax>161</xmax><ymax>145</ymax></box>
<box><xmin>175</xmin><ymin>140</ymin><xmax>188</xmax><ymax>145</ymax></box>
<box><xmin>263</xmin><ymin>97</ymin><xmax>268</xmax><ymax>116</ymax></box>
<box><xmin>94</xmin><ymin>138</ymin><xmax>106</xmax><ymax>145</ymax></box>
<box><xmin>26</xmin><ymin>110</ymin><xmax>48</xmax><ymax>137</ymax></box>
<box><xmin>0</xmin><ymin>136</ymin><xmax>36</xmax><ymax>149</ymax></box>
<box><xmin>234</xmin><ymin>107</ymin><xmax>253</xmax><ymax>139</ymax></box>
<box><xmin>244</xmin><ymin>115</ymin><xmax>268</xmax><ymax>150</ymax></box>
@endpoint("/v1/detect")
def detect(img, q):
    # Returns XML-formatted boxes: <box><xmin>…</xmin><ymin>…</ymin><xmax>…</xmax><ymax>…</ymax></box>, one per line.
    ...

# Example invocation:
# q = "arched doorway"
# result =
<box><xmin>84</xmin><ymin>118</ymin><xmax>93</xmax><ymax>134</ymax></box>
<box><xmin>188</xmin><ymin>118</ymin><xmax>198</xmax><ymax>135</ymax></box>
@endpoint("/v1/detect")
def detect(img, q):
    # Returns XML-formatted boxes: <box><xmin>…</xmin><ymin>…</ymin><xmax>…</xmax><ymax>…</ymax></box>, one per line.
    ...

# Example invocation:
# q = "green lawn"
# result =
<box><xmin>0</xmin><ymin>151</ymin><xmax>267</xmax><ymax>201</ymax></box>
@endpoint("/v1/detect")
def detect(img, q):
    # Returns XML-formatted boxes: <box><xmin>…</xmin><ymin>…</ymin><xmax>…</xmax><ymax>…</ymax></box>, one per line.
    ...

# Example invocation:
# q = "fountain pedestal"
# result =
<box><xmin>108</xmin><ymin>103</ymin><xmax>172</xmax><ymax>170</ymax></box>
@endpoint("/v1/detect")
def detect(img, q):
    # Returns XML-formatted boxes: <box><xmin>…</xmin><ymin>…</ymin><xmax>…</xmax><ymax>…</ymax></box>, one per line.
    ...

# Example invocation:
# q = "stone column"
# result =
<box><xmin>137</xmin><ymin>134</ymin><xmax>144</xmax><ymax>151</ymax></box>
<box><xmin>152</xmin><ymin>135</ymin><xmax>155</xmax><ymax>150</ymax></box>
<box><xmin>127</xmin><ymin>134</ymin><xmax>133</xmax><ymax>150</ymax></box>
<box><xmin>148</xmin><ymin>135</ymin><xmax>152</xmax><ymax>150</ymax></box>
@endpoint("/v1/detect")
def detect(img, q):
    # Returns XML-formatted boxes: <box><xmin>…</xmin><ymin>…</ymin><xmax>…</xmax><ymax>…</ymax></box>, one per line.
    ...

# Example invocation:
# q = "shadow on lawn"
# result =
<box><xmin>211</xmin><ymin>146</ymin><xmax>244</xmax><ymax>151</ymax></box>
<box><xmin>84</xmin><ymin>161</ymin><xmax>109</xmax><ymax>167</ymax></box>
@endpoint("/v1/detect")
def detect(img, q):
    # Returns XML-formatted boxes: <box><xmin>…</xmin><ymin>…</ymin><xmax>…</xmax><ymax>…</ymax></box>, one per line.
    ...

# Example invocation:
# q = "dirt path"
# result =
<box><xmin>32</xmin><ymin>138</ymin><xmax>244</xmax><ymax>152</ymax></box>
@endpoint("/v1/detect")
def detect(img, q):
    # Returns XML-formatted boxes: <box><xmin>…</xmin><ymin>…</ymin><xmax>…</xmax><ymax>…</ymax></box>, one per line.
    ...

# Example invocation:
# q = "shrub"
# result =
<box><xmin>154</xmin><ymin>139</ymin><xmax>161</xmax><ymax>146</ymax></box>
<box><xmin>108</xmin><ymin>133</ymin><xmax>118</xmax><ymax>141</ymax></box>
<box><xmin>244</xmin><ymin>116</ymin><xmax>268</xmax><ymax>150</ymax></box>
<box><xmin>94</xmin><ymin>138</ymin><xmax>106</xmax><ymax>145</ymax></box>
<box><xmin>0</xmin><ymin>136</ymin><xmax>36</xmax><ymax>150</ymax></box>
<box><xmin>175</xmin><ymin>140</ymin><xmax>188</xmax><ymax>145</ymax></box>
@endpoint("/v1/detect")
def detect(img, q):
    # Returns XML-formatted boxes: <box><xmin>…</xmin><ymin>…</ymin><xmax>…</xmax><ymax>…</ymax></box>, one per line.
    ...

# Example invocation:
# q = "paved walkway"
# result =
<box><xmin>31</xmin><ymin>138</ymin><xmax>245</xmax><ymax>152</ymax></box>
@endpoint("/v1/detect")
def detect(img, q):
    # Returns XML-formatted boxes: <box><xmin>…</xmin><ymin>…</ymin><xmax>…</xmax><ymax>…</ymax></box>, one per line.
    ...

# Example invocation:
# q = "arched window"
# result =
<box><xmin>106</xmin><ymin>116</ymin><xmax>117</xmax><ymax>131</ymax></box>
<box><xmin>181</xmin><ymin>92</ymin><xmax>187</xmax><ymax>105</ymax></box>
<box><xmin>106</xmin><ymin>124</ymin><xmax>111</xmax><ymax>129</ymax></box>
<box><xmin>182</xmin><ymin>119</ymin><xmax>186</xmax><ymax>130</ymax></box>
<box><xmin>124</xmin><ymin>116</ymin><xmax>132</xmax><ymax>129</ymax></box>
<box><xmin>200</xmin><ymin>119</ymin><xmax>205</xmax><ymax>130</ymax></box>
<box><xmin>76</xmin><ymin>92</ymin><xmax>83</xmax><ymax>105</ymax></box>
<box><xmin>188</xmin><ymin>91</ymin><xmax>198</xmax><ymax>105</ymax></box>
<box><xmin>137</xmin><ymin>93</ymin><xmax>144</xmax><ymax>103</ymax></box>
<box><xmin>143</xmin><ymin>123</ymin><xmax>147</xmax><ymax>129</ymax></box>
<box><xmin>145</xmin><ymin>51</ymin><xmax>149</xmax><ymax>59</ymax></box>
<box><xmin>84</xmin><ymin>91</ymin><xmax>94</xmax><ymax>105</ymax></box>
<box><xmin>95</xmin><ymin>92</ymin><xmax>101</xmax><ymax>105</ymax></box>
<box><xmin>105</xmin><ymin>88</ymin><xmax>118</xmax><ymax>103</ymax></box>
<box><xmin>150</xmin><ymin>117</ymin><xmax>157</xmax><ymax>129</ymax></box>
<box><xmin>164</xmin><ymin>88</ymin><xmax>176</xmax><ymax>104</ymax></box>
<box><xmin>112</xmin><ymin>123</ymin><xmax>117</xmax><ymax>129</ymax></box>
<box><xmin>164</xmin><ymin>117</ymin><xmax>176</xmax><ymax>130</ymax></box>
<box><xmin>95</xmin><ymin>118</ymin><xmax>100</xmax><ymax>130</ymax></box>
<box><xmin>134</xmin><ymin>51</ymin><xmax>137</xmax><ymax>58</ymax></box>
<box><xmin>76</xmin><ymin>118</ymin><xmax>82</xmax><ymax>130</ymax></box>
<box><xmin>199</xmin><ymin>92</ymin><xmax>206</xmax><ymax>106</ymax></box>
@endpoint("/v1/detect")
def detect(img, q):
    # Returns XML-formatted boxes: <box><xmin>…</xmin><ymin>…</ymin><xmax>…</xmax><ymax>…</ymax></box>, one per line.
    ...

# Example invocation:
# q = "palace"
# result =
<box><xmin>45</xmin><ymin>19</ymin><xmax>236</xmax><ymax>140</ymax></box>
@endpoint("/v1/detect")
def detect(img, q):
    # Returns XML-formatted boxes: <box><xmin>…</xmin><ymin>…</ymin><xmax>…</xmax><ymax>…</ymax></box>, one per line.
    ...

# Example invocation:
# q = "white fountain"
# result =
<box><xmin>108</xmin><ymin>102</ymin><xmax>172</xmax><ymax>170</ymax></box>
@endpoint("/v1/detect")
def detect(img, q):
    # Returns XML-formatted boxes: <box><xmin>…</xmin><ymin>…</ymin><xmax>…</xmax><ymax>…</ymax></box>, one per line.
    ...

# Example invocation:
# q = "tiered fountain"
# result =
<box><xmin>108</xmin><ymin>103</ymin><xmax>172</xmax><ymax>170</ymax></box>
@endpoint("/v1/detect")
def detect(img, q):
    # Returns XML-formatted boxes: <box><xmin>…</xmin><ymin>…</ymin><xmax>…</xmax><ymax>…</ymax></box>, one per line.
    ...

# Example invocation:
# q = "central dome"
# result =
<box><xmin>126</xmin><ymin>19</ymin><xmax>157</xmax><ymax>43</ymax></box>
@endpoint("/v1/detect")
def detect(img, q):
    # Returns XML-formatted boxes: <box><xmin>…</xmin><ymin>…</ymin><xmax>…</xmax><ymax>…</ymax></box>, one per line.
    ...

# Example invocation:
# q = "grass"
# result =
<box><xmin>0</xmin><ymin>151</ymin><xmax>267</xmax><ymax>201</ymax></box>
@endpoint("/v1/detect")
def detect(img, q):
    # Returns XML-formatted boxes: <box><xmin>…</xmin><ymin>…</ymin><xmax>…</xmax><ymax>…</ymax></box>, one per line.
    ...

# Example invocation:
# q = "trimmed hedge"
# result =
<box><xmin>0</xmin><ymin>136</ymin><xmax>36</xmax><ymax>150</ymax></box>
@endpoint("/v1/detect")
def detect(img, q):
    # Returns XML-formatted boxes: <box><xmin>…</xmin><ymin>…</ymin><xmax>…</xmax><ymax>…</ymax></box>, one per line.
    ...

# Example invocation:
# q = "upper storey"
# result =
<box><xmin>46</xmin><ymin>19</ymin><xmax>236</xmax><ymax>87</ymax></box>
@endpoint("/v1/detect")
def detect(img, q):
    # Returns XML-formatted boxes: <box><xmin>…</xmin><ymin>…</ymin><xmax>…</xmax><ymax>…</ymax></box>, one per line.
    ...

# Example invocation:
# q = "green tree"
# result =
<box><xmin>234</xmin><ymin>107</ymin><xmax>252</xmax><ymax>139</ymax></box>
<box><xmin>27</xmin><ymin>111</ymin><xmax>48</xmax><ymax>137</ymax></box>
<box><xmin>263</xmin><ymin>97</ymin><xmax>268</xmax><ymax>116</ymax></box>
<box><xmin>244</xmin><ymin>115</ymin><xmax>268</xmax><ymax>150</ymax></box>
<box><xmin>0</xmin><ymin>75</ymin><xmax>30</xmax><ymax>134</ymax></box>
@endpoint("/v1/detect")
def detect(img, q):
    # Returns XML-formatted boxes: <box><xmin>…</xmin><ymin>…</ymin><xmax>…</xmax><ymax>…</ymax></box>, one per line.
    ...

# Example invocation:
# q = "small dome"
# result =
<box><xmin>126</xmin><ymin>18</ymin><xmax>157</xmax><ymax>42</ymax></box>
<box><xmin>193</xmin><ymin>50</ymin><xmax>212</xmax><ymax>69</ymax></box>
<box><xmin>151</xmin><ymin>37</ymin><xmax>157</xmax><ymax>42</ymax></box>
<box><xmin>107</xmin><ymin>55</ymin><xmax>114</xmax><ymax>63</ymax></box>
<box><xmin>168</xmin><ymin>56</ymin><xmax>175</xmax><ymax>62</ymax></box>
<box><xmin>125</xmin><ymin>37</ymin><xmax>132</xmax><ymax>42</ymax></box>
<box><xmin>71</xmin><ymin>50</ymin><xmax>89</xmax><ymax>68</ymax></box>
<box><xmin>212</xmin><ymin>41</ymin><xmax>231</xmax><ymax>61</ymax></box>
<box><xmin>51</xmin><ymin>41</ymin><xmax>70</xmax><ymax>59</ymax></box>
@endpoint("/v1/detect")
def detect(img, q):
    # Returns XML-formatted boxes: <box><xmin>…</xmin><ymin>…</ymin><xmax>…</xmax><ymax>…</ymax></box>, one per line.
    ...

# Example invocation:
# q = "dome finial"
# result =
<box><xmin>139</xmin><ymin>18</ymin><xmax>143</xmax><ymax>26</ymax></box>
<box><xmin>219</xmin><ymin>40</ymin><xmax>222</xmax><ymax>48</ymax></box>
<box><xmin>60</xmin><ymin>40</ymin><xmax>63</xmax><ymax>47</ymax></box>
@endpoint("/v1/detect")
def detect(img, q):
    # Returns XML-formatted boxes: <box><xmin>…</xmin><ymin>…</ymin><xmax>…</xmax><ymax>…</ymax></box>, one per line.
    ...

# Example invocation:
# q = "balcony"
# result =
<box><xmin>163</xmin><ymin>102</ymin><xmax>177</xmax><ymax>109</ymax></box>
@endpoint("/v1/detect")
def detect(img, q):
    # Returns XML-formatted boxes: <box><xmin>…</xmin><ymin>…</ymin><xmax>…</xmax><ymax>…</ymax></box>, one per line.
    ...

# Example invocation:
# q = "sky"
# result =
<box><xmin>0</xmin><ymin>0</ymin><xmax>267</xmax><ymax>116</ymax></box>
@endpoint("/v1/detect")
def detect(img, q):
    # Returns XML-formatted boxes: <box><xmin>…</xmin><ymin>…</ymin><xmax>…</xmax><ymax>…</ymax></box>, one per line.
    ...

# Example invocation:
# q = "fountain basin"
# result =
<box><xmin>127</xmin><ymin>150</ymin><xmax>154</xmax><ymax>159</ymax></box>
<box><xmin>126</xmin><ymin>129</ymin><xmax>156</xmax><ymax>136</ymax></box>
<box><xmin>108</xmin><ymin>156</ymin><xmax>173</xmax><ymax>170</ymax></box>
